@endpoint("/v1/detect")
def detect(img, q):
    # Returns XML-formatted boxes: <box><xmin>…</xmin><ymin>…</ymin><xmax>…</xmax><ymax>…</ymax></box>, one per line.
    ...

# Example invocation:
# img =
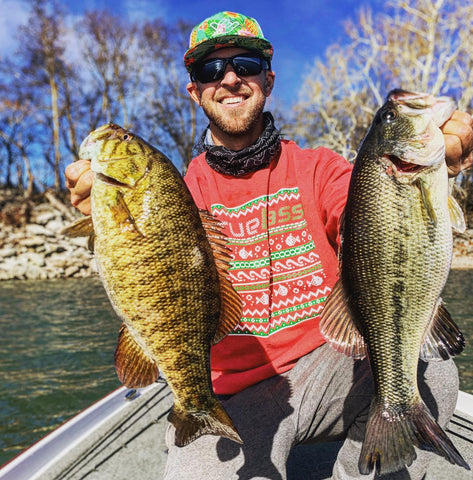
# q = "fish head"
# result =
<box><xmin>365</xmin><ymin>90</ymin><xmax>456</xmax><ymax>177</ymax></box>
<box><xmin>79</xmin><ymin>124</ymin><xmax>154</xmax><ymax>189</ymax></box>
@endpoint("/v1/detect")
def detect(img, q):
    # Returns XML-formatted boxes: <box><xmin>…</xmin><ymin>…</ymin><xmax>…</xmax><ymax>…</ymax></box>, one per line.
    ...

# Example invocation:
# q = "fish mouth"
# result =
<box><xmin>96</xmin><ymin>172</ymin><xmax>132</xmax><ymax>188</ymax></box>
<box><xmin>383</xmin><ymin>155</ymin><xmax>428</xmax><ymax>176</ymax></box>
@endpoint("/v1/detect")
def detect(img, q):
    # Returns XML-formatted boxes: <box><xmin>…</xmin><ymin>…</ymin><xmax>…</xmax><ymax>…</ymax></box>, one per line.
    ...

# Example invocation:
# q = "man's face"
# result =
<box><xmin>187</xmin><ymin>47</ymin><xmax>275</xmax><ymax>144</ymax></box>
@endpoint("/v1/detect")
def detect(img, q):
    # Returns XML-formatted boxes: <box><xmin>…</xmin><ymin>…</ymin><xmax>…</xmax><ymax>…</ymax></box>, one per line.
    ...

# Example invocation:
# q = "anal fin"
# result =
<box><xmin>114</xmin><ymin>323</ymin><xmax>159</xmax><ymax>387</ymax></box>
<box><xmin>420</xmin><ymin>300</ymin><xmax>465</xmax><ymax>361</ymax></box>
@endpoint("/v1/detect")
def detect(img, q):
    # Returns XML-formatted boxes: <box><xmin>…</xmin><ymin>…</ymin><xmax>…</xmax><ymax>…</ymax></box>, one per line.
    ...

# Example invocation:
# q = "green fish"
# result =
<box><xmin>320</xmin><ymin>90</ymin><xmax>469</xmax><ymax>475</ymax></box>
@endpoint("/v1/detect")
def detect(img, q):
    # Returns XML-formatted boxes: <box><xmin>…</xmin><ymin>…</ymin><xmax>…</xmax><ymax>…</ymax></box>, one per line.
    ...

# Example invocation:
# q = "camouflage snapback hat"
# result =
<box><xmin>184</xmin><ymin>11</ymin><xmax>273</xmax><ymax>73</ymax></box>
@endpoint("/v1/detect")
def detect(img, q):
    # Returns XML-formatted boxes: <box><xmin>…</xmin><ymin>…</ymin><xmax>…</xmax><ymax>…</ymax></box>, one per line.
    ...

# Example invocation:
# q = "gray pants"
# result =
<box><xmin>163</xmin><ymin>344</ymin><xmax>459</xmax><ymax>480</ymax></box>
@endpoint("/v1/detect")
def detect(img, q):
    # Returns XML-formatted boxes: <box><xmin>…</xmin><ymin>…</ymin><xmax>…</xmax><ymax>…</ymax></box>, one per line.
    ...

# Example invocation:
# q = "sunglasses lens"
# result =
<box><xmin>193</xmin><ymin>59</ymin><xmax>226</xmax><ymax>83</ymax></box>
<box><xmin>232</xmin><ymin>57</ymin><xmax>263</xmax><ymax>76</ymax></box>
<box><xmin>192</xmin><ymin>56</ymin><xmax>266</xmax><ymax>83</ymax></box>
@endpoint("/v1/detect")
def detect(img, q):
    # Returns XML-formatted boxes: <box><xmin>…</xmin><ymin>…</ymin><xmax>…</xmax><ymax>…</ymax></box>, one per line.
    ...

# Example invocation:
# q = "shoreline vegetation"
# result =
<box><xmin>0</xmin><ymin>188</ymin><xmax>472</xmax><ymax>281</ymax></box>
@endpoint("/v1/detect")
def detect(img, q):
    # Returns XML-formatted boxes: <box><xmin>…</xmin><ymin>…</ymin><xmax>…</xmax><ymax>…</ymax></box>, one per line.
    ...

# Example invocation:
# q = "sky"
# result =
<box><xmin>0</xmin><ymin>0</ymin><xmax>386</xmax><ymax>106</ymax></box>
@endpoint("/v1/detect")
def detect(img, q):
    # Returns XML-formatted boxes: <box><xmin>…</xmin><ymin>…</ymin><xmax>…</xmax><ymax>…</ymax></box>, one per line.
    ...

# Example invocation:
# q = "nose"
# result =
<box><xmin>220</xmin><ymin>64</ymin><xmax>242</xmax><ymax>88</ymax></box>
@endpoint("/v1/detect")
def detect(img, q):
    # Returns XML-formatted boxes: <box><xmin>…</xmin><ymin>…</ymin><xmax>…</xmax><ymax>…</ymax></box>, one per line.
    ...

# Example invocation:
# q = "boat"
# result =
<box><xmin>1</xmin><ymin>381</ymin><xmax>473</xmax><ymax>480</ymax></box>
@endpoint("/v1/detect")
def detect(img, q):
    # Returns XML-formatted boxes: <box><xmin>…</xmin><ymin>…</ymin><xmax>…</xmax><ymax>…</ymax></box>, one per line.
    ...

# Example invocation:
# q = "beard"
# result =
<box><xmin>200</xmin><ymin>93</ymin><xmax>267</xmax><ymax>138</ymax></box>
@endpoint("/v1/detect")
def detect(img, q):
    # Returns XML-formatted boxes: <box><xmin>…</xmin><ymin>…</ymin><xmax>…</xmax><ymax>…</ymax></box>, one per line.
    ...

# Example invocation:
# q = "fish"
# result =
<box><xmin>319</xmin><ymin>90</ymin><xmax>469</xmax><ymax>475</ymax></box>
<box><xmin>62</xmin><ymin>123</ymin><xmax>243</xmax><ymax>447</ymax></box>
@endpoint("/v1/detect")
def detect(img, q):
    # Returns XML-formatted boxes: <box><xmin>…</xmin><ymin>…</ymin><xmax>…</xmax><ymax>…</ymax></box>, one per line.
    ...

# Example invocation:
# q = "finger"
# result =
<box><xmin>71</xmin><ymin>196</ymin><xmax>91</xmax><ymax>216</ymax></box>
<box><xmin>71</xmin><ymin>168</ymin><xmax>95</xmax><ymax>200</ymax></box>
<box><xmin>441</xmin><ymin>113</ymin><xmax>473</xmax><ymax>158</ymax></box>
<box><xmin>65</xmin><ymin>159</ymin><xmax>92</xmax><ymax>189</ymax></box>
<box><xmin>444</xmin><ymin>134</ymin><xmax>463</xmax><ymax>177</ymax></box>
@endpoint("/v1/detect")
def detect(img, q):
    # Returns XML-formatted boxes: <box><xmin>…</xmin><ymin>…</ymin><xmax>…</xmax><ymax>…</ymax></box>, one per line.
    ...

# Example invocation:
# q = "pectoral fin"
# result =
<box><xmin>448</xmin><ymin>194</ymin><xmax>466</xmax><ymax>233</ymax></box>
<box><xmin>61</xmin><ymin>216</ymin><xmax>95</xmax><ymax>251</ymax></box>
<box><xmin>420</xmin><ymin>300</ymin><xmax>465</xmax><ymax>361</ymax></box>
<box><xmin>319</xmin><ymin>279</ymin><xmax>367</xmax><ymax>359</ymax></box>
<box><xmin>199</xmin><ymin>210</ymin><xmax>243</xmax><ymax>344</ymax></box>
<box><xmin>112</xmin><ymin>191</ymin><xmax>144</xmax><ymax>237</ymax></box>
<box><xmin>61</xmin><ymin>216</ymin><xmax>94</xmax><ymax>237</ymax></box>
<box><xmin>114</xmin><ymin>323</ymin><xmax>159</xmax><ymax>387</ymax></box>
<box><xmin>416</xmin><ymin>178</ymin><xmax>437</xmax><ymax>226</ymax></box>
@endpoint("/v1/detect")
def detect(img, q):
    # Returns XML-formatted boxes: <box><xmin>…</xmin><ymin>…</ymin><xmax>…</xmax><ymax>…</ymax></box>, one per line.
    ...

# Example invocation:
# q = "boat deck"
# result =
<box><xmin>1</xmin><ymin>382</ymin><xmax>473</xmax><ymax>479</ymax></box>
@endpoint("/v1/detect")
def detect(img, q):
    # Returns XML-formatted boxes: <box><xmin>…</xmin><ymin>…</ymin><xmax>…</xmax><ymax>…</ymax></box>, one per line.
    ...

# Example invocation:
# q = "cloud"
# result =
<box><xmin>121</xmin><ymin>0</ymin><xmax>169</xmax><ymax>22</ymax></box>
<box><xmin>0</xmin><ymin>0</ymin><xmax>29</xmax><ymax>57</ymax></box>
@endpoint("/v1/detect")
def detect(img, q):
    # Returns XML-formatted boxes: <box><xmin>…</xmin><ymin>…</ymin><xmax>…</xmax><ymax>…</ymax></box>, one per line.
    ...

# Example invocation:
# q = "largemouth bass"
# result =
<box><xmin>63</xmin><ymin>124</ymin><xmax>243</xmax><ymax>447</ymax></box>
<box><xmin>320</xmin><ymin>90</ymin><xmax>469</xmax><ymax>475</ymax></box>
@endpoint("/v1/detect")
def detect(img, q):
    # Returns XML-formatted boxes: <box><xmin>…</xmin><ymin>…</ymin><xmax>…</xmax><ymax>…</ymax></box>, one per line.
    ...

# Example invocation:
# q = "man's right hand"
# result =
<box><xmin>65</xmin><ymin>159</ymin><xmax>94</xmax><ymax>216</ymax></box>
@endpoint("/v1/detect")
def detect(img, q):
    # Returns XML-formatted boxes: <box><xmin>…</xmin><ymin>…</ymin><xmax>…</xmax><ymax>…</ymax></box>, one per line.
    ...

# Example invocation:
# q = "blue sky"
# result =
<box><xmin>0</xmin><ymin>0</ymin><xmax>385</xmax><ymax>106</ymax></box>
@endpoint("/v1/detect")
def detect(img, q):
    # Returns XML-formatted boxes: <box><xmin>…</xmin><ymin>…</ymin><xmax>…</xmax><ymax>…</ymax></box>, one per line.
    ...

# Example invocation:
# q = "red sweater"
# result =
<box><xmin>184</xmin><ymin>140</ymin><xmax>352</xmax><ymax>394</ymax></box>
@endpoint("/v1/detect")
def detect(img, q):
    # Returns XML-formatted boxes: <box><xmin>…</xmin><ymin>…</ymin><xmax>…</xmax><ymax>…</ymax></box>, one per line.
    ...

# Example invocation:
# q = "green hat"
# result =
<box><xmin>184</xmin><ymin>11</ymin><xmax>273</xmax><ymax>73</ymax></box>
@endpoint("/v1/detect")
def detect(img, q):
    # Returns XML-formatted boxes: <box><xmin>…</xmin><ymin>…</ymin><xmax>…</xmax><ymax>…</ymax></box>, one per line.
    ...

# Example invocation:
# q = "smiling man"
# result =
<box><xmin>66</xmin><ymin>11</ymin><xmax>473</xmax><ymax>480</ymax></box>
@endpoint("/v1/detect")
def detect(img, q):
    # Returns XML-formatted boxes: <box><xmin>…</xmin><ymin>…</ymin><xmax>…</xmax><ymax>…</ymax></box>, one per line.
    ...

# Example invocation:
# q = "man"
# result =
<box><xmin>66</xmin><ymin>11</ymin><xmax>473</xmax><ymax>480</ymax></box>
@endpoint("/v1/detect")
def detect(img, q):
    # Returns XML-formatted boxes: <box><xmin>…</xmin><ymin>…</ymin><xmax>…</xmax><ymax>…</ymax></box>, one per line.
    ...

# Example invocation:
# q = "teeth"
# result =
<box><xmin>222</xmin><ymin>97</ymin><xmax>244</xmax><ymax>105</ymax></box>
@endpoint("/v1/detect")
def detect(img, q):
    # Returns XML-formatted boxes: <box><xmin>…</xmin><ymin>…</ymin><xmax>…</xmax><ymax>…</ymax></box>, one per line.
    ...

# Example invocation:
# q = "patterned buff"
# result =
<box><xmin>195</xmin><ymin>112</ymin><xmax>282</xmax><ymax>177</ymax></box>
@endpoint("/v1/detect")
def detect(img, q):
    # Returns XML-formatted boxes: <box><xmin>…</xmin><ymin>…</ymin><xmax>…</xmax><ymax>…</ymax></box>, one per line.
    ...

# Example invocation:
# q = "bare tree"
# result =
<box><xmin>137</xmin><ymin>19</ymin><xmax>206</xmax><ymax>171</ymax></box>
<box><xmin>18</xmin><ymin>0</ymin><xmax>71</xmax><ymax>191</ymax></box>
<box><xmin>291</xmin><ymin>0</ymin><xmax>473</xmax><ymax>162</ymax></box>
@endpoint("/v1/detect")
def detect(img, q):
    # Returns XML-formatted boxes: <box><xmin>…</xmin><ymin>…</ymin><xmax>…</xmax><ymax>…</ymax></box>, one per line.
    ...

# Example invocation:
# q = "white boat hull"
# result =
<box><xmin>1</xmin><ymin>384</ymin><xmax>473</xmax><ymax>480</ymax></box>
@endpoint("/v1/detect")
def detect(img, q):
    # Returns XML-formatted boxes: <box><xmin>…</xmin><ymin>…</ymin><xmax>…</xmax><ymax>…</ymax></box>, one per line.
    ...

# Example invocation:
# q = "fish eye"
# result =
<box><xmin>382</xmin><ymin>109</ymin><xmax>397</xmax><ymax>123</ymax></box>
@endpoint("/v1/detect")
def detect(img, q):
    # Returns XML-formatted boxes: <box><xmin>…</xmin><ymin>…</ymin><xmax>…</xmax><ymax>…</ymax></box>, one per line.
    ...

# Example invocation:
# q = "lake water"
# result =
<box><xmin>0</xmin><ymin>271</ymin><xmax>472</xmax><ymax>466</ymax></box>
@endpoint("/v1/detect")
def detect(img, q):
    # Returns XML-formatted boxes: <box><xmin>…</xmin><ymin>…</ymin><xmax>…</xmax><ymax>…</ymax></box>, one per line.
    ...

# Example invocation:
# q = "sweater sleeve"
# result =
<box><xmin>183</xmin><ymin>154</ymin><xmax>208</xmax><ymax>210</ymax></box>
<box><xmin>311</xmin><ymin>147</ymin><xmax>352</xmax><ymax>253</ymax></box>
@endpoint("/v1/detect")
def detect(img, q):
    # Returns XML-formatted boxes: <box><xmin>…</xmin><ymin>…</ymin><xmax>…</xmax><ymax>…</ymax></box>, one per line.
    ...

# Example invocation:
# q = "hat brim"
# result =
<box><xmin>184</xmin><ymin>35</ymin><xmax>273</xmax><ymax>72</ymax></box>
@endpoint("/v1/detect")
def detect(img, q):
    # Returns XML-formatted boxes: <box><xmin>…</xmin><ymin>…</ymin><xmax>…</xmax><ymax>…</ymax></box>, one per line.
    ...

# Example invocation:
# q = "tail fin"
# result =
<box><xmin>168</xmin><ymin>401</ymin><xmax>243</xmax><ymax>447</ymax></box>
<box><xmin>359</xmin><ymin>400</ymin><xmax>470</xmax><ymax>475</ymax></box>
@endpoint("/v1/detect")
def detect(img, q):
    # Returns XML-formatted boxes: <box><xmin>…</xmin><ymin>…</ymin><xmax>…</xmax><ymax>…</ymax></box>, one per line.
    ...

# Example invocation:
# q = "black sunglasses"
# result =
<box><xmin>191</xmin><ymin>54</ymin><xmax>270</xmax><ymax>84</ymax></box>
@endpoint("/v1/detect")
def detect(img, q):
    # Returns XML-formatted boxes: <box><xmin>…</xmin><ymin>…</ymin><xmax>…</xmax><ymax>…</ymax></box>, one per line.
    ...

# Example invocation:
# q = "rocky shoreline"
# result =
<box><xmin>0</xmin><ymin>191</ymin><xmax>95</xmax><ymax>281</ymax></box>
<box><xmin>0</xmin><ymin>190</ymin><xmax>472</xmax><ymax>281</ymax></box>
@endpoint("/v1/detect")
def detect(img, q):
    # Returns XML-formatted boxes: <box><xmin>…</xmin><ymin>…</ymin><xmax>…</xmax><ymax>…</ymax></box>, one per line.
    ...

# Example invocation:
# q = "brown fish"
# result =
<box><xmin>63</xmin><ymin>123</ymin><xmax>243</xmax><ymax>447</ymax></box>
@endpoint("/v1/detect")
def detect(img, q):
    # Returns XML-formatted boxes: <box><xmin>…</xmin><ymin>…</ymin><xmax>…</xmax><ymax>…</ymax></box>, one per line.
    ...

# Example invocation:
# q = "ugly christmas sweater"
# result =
<box><xmin>184</xmin><ymin>139</ymin><xmax>352</xmax><ymax>395</ymax></box>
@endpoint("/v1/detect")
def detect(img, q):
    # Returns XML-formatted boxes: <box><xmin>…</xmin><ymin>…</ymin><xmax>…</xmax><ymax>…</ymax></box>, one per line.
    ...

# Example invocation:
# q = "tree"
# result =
<box><xmin>291</xmin><ymin>0</ymin><xmax>473</xmax><ymax>162</ymax></box>
<box><xmin>18</xmin><ymin>0</ymin><xmax>71</xmax><ymax>191</ymax></box>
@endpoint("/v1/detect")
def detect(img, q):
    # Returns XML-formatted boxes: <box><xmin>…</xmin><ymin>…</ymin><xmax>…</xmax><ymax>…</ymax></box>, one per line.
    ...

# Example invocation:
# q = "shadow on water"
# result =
<box><xmin>0</xmin><ymin>269</ymin><xmax>472</xmax><ymax>467</ymax></box>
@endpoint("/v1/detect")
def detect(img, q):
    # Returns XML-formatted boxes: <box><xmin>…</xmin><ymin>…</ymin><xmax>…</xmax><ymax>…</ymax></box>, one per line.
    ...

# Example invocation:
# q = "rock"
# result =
<box><xmin>19</xmin><ymin>236</ymin><xmax>45</xmax><ymax>248</ymax></box>
<box><xmin>65</xmin><ymin>265</ymin><xmax>81</xmax><ymax>277</ymax></box>
<box><xmin>45</xmin><ymin>220</ymin><xmax>66</xmax><ymax>234</ymax></box>
<box><xmin>26</xmin><ymin>224</ymin><xmax>54</xmax><ymax>237</ymax></box>
<box><xmin>0</xmin><ymin>247</ymin><xmax>16</xmax><ymax>258</ymax></box>
<box><xmin>34</xmin><ymin>211</ymin><xmax>58</xmax><ymax>225</ymax></box>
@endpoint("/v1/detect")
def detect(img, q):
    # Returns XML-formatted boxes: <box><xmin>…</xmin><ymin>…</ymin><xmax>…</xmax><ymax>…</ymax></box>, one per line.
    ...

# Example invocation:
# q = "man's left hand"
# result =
<box><xmin>442</xmin><ymin>110</ymin><xmax>473</xmax><ymax>177</ymax></box>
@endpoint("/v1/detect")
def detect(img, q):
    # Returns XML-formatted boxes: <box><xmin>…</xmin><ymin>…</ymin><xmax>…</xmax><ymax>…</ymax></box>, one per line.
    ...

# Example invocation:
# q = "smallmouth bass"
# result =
<box><xmin>63</xmin><ymin>124</ymin><xmax>243</xmax><ymax>447</ymax></box>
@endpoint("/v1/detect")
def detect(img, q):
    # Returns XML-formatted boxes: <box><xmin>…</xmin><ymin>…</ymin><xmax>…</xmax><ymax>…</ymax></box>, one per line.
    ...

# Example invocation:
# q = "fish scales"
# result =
<box><xmin>344</xmin><ymin>148</ymin><xmax>452</xmax><ymax>406</ymax></box>
<box><xmin>319</xmin><ymin>90</ymin><xmax>468</xmax><ymax>475</ymax></box>
<box><xmin>62</xmin><ymin>124</ymin><xmax>242</xmax><ymax>446</ymax></box>
<box><xmin>94</xmin><ymin>152</ymin><xmax>218</xmax><ymax>407</ymax></box>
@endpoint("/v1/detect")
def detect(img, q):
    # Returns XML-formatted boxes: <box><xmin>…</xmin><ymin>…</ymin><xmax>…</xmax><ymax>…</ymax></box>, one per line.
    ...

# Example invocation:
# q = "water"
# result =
<box><xmin>0</xmin><ymin>278</ymin><xmax>120</xmax><ymax>466</ymax></box>
<box><xmin>0</xmin><ymin>272</ymin><xmax>472</xmax><ymax>467</ymax></box>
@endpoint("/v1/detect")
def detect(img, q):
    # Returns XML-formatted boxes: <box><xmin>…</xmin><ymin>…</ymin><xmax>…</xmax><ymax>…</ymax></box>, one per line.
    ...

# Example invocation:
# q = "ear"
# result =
<box><xmin>187</xmin><ymin>82</ymin><xmax>202</xmax><ymax>106</ymax></box>
<box><xmin>264</xmin><ymin>71</ymin><xmax>275</xmax><ymax>97</ymax></box>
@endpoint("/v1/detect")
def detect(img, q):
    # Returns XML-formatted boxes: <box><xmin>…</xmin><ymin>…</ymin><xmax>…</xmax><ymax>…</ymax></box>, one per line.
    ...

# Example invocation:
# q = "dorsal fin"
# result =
<box><xmin>199</xmin><ymin>209</ymin><xmax>242</xmax><ymax>344</ymax></box>
<box><xmin>420</xmin><ymin>300</ymin><xmax>465</xmax><ymax>361</ymax></box>
<box><xmin>319</xmin><ymin>279</ymin><xmax>367</xmax><ymax>359</ymax></box>
<box><xmin>114</xmin><ymin>323</ymin><xmax>159</xmax><ymax>387</ymax></box>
